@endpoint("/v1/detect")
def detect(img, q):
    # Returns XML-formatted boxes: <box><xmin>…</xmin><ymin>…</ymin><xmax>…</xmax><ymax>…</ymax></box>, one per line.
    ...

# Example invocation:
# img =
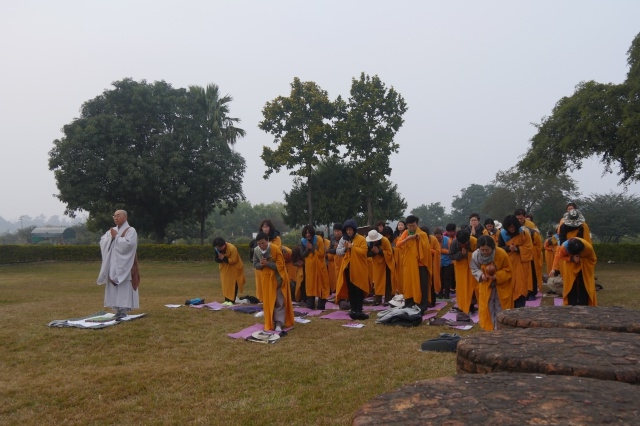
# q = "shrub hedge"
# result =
<box><xmin>0</xmin><ymin>243</ymin><xmax>637</xmax><ymax>264</ymax></box>
<box><xmin>0</xmin><ymin>243</ymin><xmax>251</xmax><ymax>264</ymax></box>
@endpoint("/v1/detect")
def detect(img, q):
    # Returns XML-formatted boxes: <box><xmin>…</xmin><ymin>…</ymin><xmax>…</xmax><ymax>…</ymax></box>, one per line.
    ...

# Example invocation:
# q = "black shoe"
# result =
<box><xmin>348</xmin><ymin>311</ymin><xmax>358</xmax><ymax>320</ymax></box>
<box><xmin>357</xmin><ymin>312</ymin><xmax>369</xmax><ymax>320</ymax></box>
<box><xmin>469</xmin><ymin>306</ymin><xmax>478</xmax><ymax>313</ymax></box>
<box><xmin>527</xmin><ymin>293</ymin><xmax>536</xmax><ymax>301</ymax></box>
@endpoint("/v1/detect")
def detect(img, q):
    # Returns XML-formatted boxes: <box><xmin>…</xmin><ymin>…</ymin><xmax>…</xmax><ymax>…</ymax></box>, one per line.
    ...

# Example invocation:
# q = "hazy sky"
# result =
<box><xmin>2</xmin><ymin>1</ymin><xmax>640</xmax><ymax>221</ymax></box>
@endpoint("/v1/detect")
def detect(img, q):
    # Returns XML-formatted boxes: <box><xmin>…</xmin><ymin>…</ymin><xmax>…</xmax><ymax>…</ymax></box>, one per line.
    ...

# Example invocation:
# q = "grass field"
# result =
<box><xmin>1</xmin><ymin>261</ymin><xmax>638</xmax><ymax>425</ymax></box>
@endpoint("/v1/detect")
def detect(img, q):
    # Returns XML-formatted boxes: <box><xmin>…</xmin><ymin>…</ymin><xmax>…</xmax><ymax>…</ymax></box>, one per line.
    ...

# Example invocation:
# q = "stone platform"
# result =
<box><xmin>352</xmin><ymin>373</ymin><xmax>640</xmax><ymax>425</ymax></box>
<box><xmin>456</xmin><ymin>327</ymin><xmax>640</xmax><ymax>384</ymax></box>
<box><xmin>496</xmin><ymin>305</ymin><xmax>640</xmax><ymax>333</ymax></box>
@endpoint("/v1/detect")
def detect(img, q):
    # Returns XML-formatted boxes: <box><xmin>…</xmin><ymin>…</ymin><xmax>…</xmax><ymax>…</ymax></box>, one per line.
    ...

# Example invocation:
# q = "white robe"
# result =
<box><xmin>97</xmin><ymin>221</ymin><xmax>139</xmax><ymax>309</ymax></box>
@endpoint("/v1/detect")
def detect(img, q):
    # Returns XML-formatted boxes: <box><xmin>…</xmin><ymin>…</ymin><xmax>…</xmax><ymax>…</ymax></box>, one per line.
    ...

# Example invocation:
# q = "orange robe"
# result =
<box><xmin>396</xmin><ymin>228</ymin><xmax>432</xmax><ymax>305</ymax></box>
<box><xmin>217</xmin><ymin>242</ymin><xmax>246</xmax><ymax>301</ymax></box>
<box><xmin>256</xmin><ymin>235</ymin><xmax>282</xmax><ymax>302</ymax></box>
<box><xmin>371</xmin><ymin>237</ymin><xmax>395</xmax><ymax>297</ymax></box>
<box><xmin>543</xmin><ymin>236</ymin><xmax>557</xmax><ymax>274</ymax></box>
<box><xmin>302</xmin><ymin>236</ymin><xmax>330</xmax><ymax>299</ymax></box>
<box><xmin>336</xmin><ymin>234</ymin><xmax>370</xmax><ymax>301</ymax></box>
<box><xmin>473</xmin><ymin>247</ymin><xmax>513</xmax><ymax>331</ymax></box>
<box><xmin>501</xmin><ymin>228</ymin><xmax>533</xmax><ymax>302</ymax></box>
<box><xmin>451</xmin><ymin>236</ymin><xmax>478</xmax><ymax>314</ymax></box>
<box><xmin>429</xmin><ymin>235</ymin><xmax>442</xmax><ymax>294</ymax></box>
<box><xmin>552</xmin><ymin>238</ymin><xmax>597</xmax><ymax>306</ymax></box>
<box><xmin>254</xmin><ymin>243</ymin><xmax>294</xmax><ymax>331</ymax></box>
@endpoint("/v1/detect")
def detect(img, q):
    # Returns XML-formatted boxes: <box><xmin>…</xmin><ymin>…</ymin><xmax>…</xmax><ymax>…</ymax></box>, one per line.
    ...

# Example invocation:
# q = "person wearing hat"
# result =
<box><xmin>550</xmin><ymin>237</ymin><xmax>597</xmax><ymax>306</ymax></box>
<box><xmin>336</xmin><ymin>219</ymin><xmax>370</xmax><ymax>320</ymax></box>
<box><xmin>366</xmin><ymin>228</ymin><xmax>395</xmax><ymax>306</ymax></box>
<box><xmin>482</xmin><ymin>218</ymin><xmax>500</xmax><ymax>245</ymax></box>
<box><xmin>558</xmin><ymin>207</ymin><xmax>591</xmax><ymax>245</ymax></box>
<box><xmin>395</xmin><ymin>215</ymin><xmax>433</xmax><ymax>312</ymax></box>
<box><xmin>499</xmin><ymin>215</ymin><xmax>533</xmax><ymax>308</ymax></box>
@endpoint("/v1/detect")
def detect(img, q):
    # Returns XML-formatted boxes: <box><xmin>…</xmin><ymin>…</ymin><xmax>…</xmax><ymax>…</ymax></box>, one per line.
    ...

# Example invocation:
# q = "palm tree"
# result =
<box><xmin>189</xmin><ymin>83</ymin><xmax>246</xmax><ymax>145</ymax></box>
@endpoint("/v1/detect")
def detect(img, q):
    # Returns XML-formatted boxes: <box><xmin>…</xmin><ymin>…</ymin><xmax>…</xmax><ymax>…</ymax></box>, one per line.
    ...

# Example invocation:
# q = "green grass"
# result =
<box><xmin>0</xmin><ymin>261</ymin><xmax>638</xmax><ymax>425</ymax></box>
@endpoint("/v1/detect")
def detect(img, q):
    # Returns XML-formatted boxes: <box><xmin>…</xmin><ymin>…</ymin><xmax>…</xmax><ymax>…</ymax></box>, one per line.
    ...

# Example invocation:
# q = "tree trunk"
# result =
<box><xmin>306</xmin><ymin>178</ymin><xmax>313</xmax><ymax>225</ymax></box>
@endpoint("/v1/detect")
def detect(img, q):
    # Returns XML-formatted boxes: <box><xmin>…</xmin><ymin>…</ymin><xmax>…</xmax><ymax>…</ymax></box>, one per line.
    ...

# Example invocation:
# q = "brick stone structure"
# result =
<box><xmin>456</xmin><ymin>327</ymin><xmax>640</xmax><ymax>384</ymax></box>
<box><xmin>497</xmin><ymin>305</ymin><xmax>640</xmax><ymax>333</ymax></box>
<box><xmin>353</xmin><ymin>373</ymin><xmax>640</xmax><ymax>425</ymax></box>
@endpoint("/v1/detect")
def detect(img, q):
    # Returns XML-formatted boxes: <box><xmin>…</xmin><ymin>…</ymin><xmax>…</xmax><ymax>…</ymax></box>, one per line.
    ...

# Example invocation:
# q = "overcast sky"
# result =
<box><xmin>2</xmin><ymin>1</ymin><xmax>640</xmax><ymax>221</ymax></box>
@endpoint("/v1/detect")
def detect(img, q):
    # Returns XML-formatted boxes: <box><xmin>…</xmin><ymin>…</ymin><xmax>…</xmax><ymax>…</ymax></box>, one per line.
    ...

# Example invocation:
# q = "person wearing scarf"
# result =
<box><xmin>252</xmin><ymin>232</ymin><xmax>294</xmax><ymax>332</ymax></box>
<box><xmin>550</xmin><ymin>237</ymin><xmax>597</xmax><ymax>306</ymax></box>
<box><xmin>558</xmin><ymin>208</ymin><xmax>592</xmax><ymax>245</ymax></box>
<box><xmin>300</xmin><ymin>225</ymin><xmax>330</xmax><ymax>310</ymax></box>
<box><xmin>470</xmin><ymin>236</ymin><xmax>513</xmax><ymax>331</ymax></box>
<box><xmin>498</xmin><ymin>215</ymin><xmax>533</xmax><ymax>308</ymax></box>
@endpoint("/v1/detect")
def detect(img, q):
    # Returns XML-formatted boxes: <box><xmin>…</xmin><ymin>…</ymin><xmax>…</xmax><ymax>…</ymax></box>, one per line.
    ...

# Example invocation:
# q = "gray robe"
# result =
<box><xmin>97</xmin><ymin>221</ymin><xmax>139</xmax><ymax>310</ymax></box>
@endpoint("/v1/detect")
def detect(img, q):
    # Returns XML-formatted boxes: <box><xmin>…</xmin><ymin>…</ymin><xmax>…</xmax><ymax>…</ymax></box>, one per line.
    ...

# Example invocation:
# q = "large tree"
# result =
<box><xmin>282</xmin><ymin>157</ymin><xmax>406</xmax><ymax>228</ymax></box>
<box><xmin>449</xmin><ymin>184</ymin><xmax>495</xmax><ymax>226</ymax></box>
<box><xmin>578</xmin><ymin>193</ymin><xmax>640</xmax><ymax>243</ymax></box>
<box><xmin>518</xmin><ymin>32</ymin><xmax>640</xmax><ymax>184</ymax></box>
<box><xmin>49</xmin><ymin>78</ymin><xmax>245</xmax><ymax>243</ymax></box>
<box><xmin>339</xmin><ymin>73</ymin><xmax>408</xmax><ymax>225</ymax></box>
<box><xmin>259</xmin><ymin>78</ymin><xmax>339</xmax><ymax>225</ymax></box>
<box><xmin>483</xmin><ymin>167</ymin><xmax>579</xmax><ymax>227</ymax></box>
<box><xmin>410</xmin><ymin>202</ymin><xmax>451</xmax><ymax>229</ymax></box>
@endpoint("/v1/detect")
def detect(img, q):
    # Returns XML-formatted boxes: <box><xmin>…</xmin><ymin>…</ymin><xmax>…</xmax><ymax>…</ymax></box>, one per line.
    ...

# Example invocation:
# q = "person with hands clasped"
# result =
<box><xmin>549</xmin><ymin>237</ymin><xmax>597</xmax><ymax>306</ymax></box>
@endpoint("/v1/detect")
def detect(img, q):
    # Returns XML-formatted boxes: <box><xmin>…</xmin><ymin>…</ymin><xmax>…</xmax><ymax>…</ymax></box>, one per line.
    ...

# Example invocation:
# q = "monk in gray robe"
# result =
<box><xmin>97</xmin><ymin>209</ymin><xmax>139</xmax><ymax>320</ymax></box>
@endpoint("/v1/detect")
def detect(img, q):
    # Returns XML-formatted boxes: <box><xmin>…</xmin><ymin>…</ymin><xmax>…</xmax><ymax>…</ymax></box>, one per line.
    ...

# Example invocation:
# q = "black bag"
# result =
<box><xmin>421</xmin><ymin>333</ymin><xmax>461</xmax><ymax>352</ymax></box>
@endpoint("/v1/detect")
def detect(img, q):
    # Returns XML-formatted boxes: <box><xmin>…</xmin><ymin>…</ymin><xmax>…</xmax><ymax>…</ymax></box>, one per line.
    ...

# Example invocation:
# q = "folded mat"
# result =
<box><xmin>48</xmin><ymin>311</ymin><xmax>146</xmax><ymax>329</ymax></box>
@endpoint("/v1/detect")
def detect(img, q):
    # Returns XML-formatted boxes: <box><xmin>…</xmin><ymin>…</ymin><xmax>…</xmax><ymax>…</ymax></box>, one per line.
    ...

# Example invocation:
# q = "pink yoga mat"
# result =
<box><xmin>320</xmin><ymin>311</ymin><xmax>352</xmax><ymax>320</ymax></box>
<box><xmin>227</xmin><ymin>323</ymin><xmax>293</xmax><ymax>339</ymax></box>
<box><xmin>554</xmin><ymin>297</ymin><xmax>564</xmax><ymax>306</ymax></box>
<box><xmin>422</xmin><ymin>311</ymin><xmax>438</xmax><ymax>321</ymax></box>
<box><xmin>525</xmin><ymin>296</ymin><xmax>542</xmax><ymax>307</ymax></box>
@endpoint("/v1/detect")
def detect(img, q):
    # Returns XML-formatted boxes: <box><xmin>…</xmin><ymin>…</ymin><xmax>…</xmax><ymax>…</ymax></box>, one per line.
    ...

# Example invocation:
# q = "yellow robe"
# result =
<box><xmin>544</xmin><ymin>236</ymin><xmax>557</xmax><ymax>274</ymax></box>
<box><xmin>217</xmin><ymin>242</ymin><xmax>246</xmax><ymax>301</ymax></box>
<box><xmin>336</xmin><ymin>234</ymin><xmax>370</xmax><ymax>300</ymax></box>
<box><xmin>429</xmin><ymin>235</ymin><xmax>442</xmax><ymax>294</ymax></box>
<box><xmin>502</xmin><ymin>229</ymin><xmax>533</xmax><ymax>302</ymax></box>
<box><xmin>303</xmin><ymin>236</ymin><xmax>330</xmax><ymax>299</ymax></box>
<box><xmin>396</xmin><ymin>228</ymin><xmax>432</xmax><ymax>305</ymax></box>
<box><xmin>552</xmin><ymin>238</ymin><xmax>597</xmax><ymax>306</ymax></box>
<box><xmin>452</xmin><ymin>236</ymin><xmax>477</xmax><ymax>314</ymax></box>
<box><xmin>371</xmin><ymin>237</ymin><xmax>395</xmax><ymax>297</ymax></box>
<box><xmin>476</xmin><ymin>247</ymin><xmax>513</xmax><ymax>331</ymax></box>
<box><xmin>255</xmin><ymin>243</ymin><xmax>294</xmax><ymax>331</ymax></box>
<box><xmin>256</xmin><ymin>235</ymin><xmax>282</xmax><ymax>302</ymax></box>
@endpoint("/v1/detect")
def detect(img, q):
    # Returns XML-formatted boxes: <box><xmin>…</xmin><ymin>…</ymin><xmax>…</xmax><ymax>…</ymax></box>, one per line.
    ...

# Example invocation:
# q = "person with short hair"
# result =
<box><xmin>550</xmin><ymin>237</ymin><xmax>597</xmax><ymax>306</ymax></box>
<box><xmin>469</xmin><ymin>213</ymin><xmax>484</xmax><ymax>239</ymax></box>
<box><xmin>434</xmin><ymin>227</ymin><xmax>453</xmax><ymax>299</ymax></box>
<box><xmin>515</xmin><ymin>208</ymin><xmax>542</xmax><ymax>300</ymax></box>
<box><xmin>396</xmin><ymin>215</ymin><xmax>433</xmax><ymax>312</ymax></box>
<box><xmin>252</xmin><ymin>232</ymin><xmax>294</xmax><ymax>332</ymax></box>
<box><xmin>499</xmin><ymin>215</ymin><xmax>533</xmax><ymax>308</ymax></box>
<box><xmin>300</xmin><ymin>225</ymin><xmax>330</xmax><ymax>309</ymax></box>
<box><xmin>483</xmin><ymin>218</ymin><xmax>500</xmax><ymax>244</ymax></box>
<box><xmin>336</xmin><ymin>219</ymin><xmax>370</xmax><ymax>319</ymax></box>
<box><xmin>470</xmin><ymin>236</ymin><xmax>512</xmax><ymax>331</ymax></box>
<box><xmin>448</xmin><ymin>229</ymin><xmax>478</xmax><ymax>313</ymax></box>
<box><xmin>97</xmin><ymin>209</ymin><xmax>139</xmax><ymax>320</ymax></box>
<box><xmin>213</xmin><ymin>236</ymin><xmax>246</xmax><ymax>306</ymax></box>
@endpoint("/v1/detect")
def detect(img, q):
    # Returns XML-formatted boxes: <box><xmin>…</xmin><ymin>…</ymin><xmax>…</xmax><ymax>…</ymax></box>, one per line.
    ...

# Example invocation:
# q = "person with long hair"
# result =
<box><xmin>336</xmin><ymin>219</ymin><xmax>370</xmax><ymax>320</ymax></box>
<box><xmin>300</xmin><ymin>225</ymin><xmax>330</xmax><ymax>309</ymax></box>
<box><xmin>470</xmin><ymin>235</ymin><xmax>512</xmax><ymax>331</ymax></box>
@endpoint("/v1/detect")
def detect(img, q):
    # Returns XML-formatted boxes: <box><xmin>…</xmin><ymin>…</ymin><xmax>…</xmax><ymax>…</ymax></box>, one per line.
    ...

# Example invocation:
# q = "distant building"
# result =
<box><xmin>31</xmin><ymin>227</ymin><xmax>76</xmax><ymax>244</ymax></box>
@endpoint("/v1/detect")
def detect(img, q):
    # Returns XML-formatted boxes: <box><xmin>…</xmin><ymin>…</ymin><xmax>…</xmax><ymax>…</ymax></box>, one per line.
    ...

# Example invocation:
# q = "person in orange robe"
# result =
<box><xmin>515</xmin><ymin>209</ymin><xmax>542</xmax><ymax>300</ymax></box>
<box><xmin>252</xmin><ymin>232</ymin><xmax>294</xmax><ymax>332</ymax></box>
<box><xmin>326</xmin><ymin>223</ymin><xmax>344</xmax><ymax>294</ymax></box>
<box><xmin>213</xmin><ymin>237</ymin><xmax>246</xmax><ymax>305</ymax></box>
<box><xmin>498</xmin><ymin>215</ymin><xmax>533</xmax><ymax>308</ymax></box>
<box><xmin>335</xmin><ymin>219</ymin><xmax>370</xmax><ymax>320</ymax></box>
<box><xmin>448</xmin><ymin>230</ymin><xmax>478</xmax><ymax>314</ymax></box>
<box><xmin>470</xmin><ymin>236</ymin><xmax>513</xmax><ymax>331</ymax></box>
<box><xmin>300</xmin><ymin>225</ymin><xmax>330</xmax><ymax>310</ymax></box>
<box><xmin>396</xmin><ymin>215</ymin><xmax>433</xmax><ymax>312</ymax></box>
<box><xmin>550</xmin><ymin>237</ymin><xmax>597</xmax><ymax>306</ymax></box>
<box><xmin>366</xmin><ymin>229</ymin><xmax>395</xmax><ymax>305</ymax></box>
<box><xmin>255</xmin><ymin>220</ymin><xmax>283</xmax><ymax>302</ymax></box>
<box><xmin>543</xmin><ymin>231</ymin><xmax>558</xmax><ymax>274</ymax></box>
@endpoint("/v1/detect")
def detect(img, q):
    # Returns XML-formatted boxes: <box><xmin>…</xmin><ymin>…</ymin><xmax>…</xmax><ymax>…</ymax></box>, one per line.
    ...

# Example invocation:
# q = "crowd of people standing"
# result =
<box><xmin>209</xmin><ymin>204</ymin><xmax>597</xmax><ymax>334</ymax></box>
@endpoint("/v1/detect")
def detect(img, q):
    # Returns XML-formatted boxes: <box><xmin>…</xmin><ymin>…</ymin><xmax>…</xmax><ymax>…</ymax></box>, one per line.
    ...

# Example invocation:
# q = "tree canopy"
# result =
<box><xmin>518</xmin><ymin>32</ymin><xmax>640</xmax><ymax>184</ymax></box>
<box><xmin>579</xmin><ymin>193</ymin><xmax>640</xmax><ymax>243</ymax></box>
<box><xmin>48</xmin><ymin>78</ymin><xmax>246</xmax><ymax>243</ymax></box>
<box><xmin>259</xmin><ymin>78</ymin><xmax>339</xmax><ymax>225</ymax></box>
